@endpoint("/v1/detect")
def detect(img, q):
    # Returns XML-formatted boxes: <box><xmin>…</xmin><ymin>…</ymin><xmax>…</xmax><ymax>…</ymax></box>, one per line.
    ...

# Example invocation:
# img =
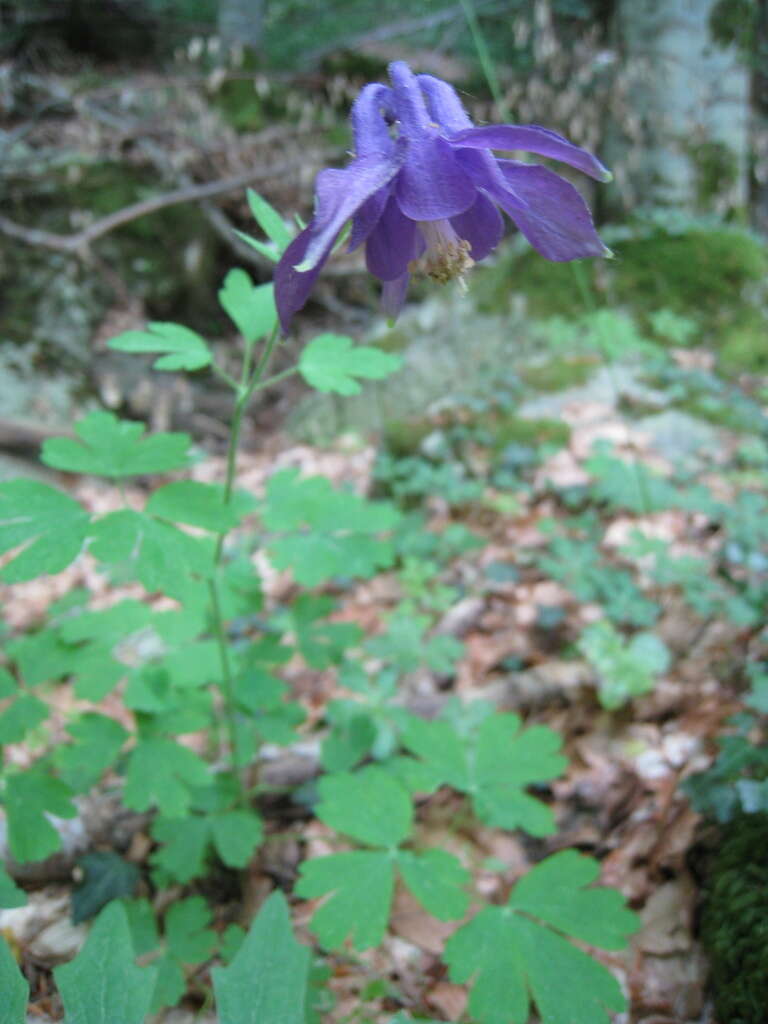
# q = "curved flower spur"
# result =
<box><xmin>275</xmin><ymin>60</ymin><xmax>612</xmax><ymax>332</ymax></box>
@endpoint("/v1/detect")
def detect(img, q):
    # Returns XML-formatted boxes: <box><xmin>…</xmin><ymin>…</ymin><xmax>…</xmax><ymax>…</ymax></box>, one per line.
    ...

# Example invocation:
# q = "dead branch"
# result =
<box><xmin>0</xmin><ymin>159</ymin><xmax>322</xmax><ymax>255</ymax></box>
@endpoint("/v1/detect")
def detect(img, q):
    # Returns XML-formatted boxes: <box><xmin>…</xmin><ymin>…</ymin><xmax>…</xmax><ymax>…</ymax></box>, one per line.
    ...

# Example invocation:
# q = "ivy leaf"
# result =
<box><xmin>124</xmin><ymin>738</ymin><xmax>211</xmax><ymax>818</ymax></box>
<box><xmin>72</xmin><ymin>852</ymin><xmax>140</xmax><ymax>924</ymax></box>
<box><xmin>402</xmin><ymin>706</ymin><xmax>566</xmax><ymax>835</ymax></box>
<box><xmin>210</xmin><ymin>810</ymin><xmax>264</xmax><ymax>868</ymax></box>
<box><xmin>0</xmin><ymin>864</ymin><xmax>26</xmax><ymax>910</ymax></box>
<box><xmin>218</xmin><ymin>270</ymin><xmax>278</xmax><ymax>342</ymax></box>
<box><xmin>296</xmin><ymin>850</ymin><xmax>394</xmax><ymax>951</ymax></box>
<box><xmin>0</xmin><ymin>931</ymin><xmax>28</xmax><ymax>1024</ymax></box>
<box><xmin>108</xmin><ymin>321</ymin><xmax>212</xmax><ymax>371</ymax></box>
<box><xmin>396</xmin><ymin>849</ymin><xmax>469</xmax><ymax>921</ymax></box>
<box><xmin>4</xmin><ymin>769</ymin><xmax>76</xmax><ymax>863</ymax></box>
<box><xmin>315</xmin><ymin>767</ymin><xmax>412</xmax><ymax>848</ymax></box>
<box><xmin>212</xmin><ymin>890</ymin><xmax>310</xmax><ymax>1024</ymax></box>
<box><xmin>443</xmin><ymin>850</ymin><xmax>639</xmax><ymax>1024</ymax></box>
<box><xmin>299</xmin><ymin>334</ymin><xmax>401</xmax><ymax>395</ymax></box>
<box><xmin>41</xmin><ymin>411</ymin><xmax>193</xmax><ymax>478</ymax></box>
<box><xmin>54</xmin><ymin>901</ymin><xmax>157</xmax><ymax>1024</ymax></box>
<box><xmin>147</xmin><ymin>480</ymin><xmax>254</xmax><ymax>532</ymax></box>
<box><xmin>0</xmin><ymin>480</ymin><xmax>89</xmax><ymax>582</ymax></box>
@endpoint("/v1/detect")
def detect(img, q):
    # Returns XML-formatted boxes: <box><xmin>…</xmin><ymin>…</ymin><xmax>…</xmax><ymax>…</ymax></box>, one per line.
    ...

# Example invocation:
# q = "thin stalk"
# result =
<box><xmin>459</xmin><ymin>0</ymin><xmax>509</xmax><ymax>120</ymax></box>
<box><xmin>208</xmin><ymin>322</ymin><xmax>284</xmax><ymax>802</ymax></box>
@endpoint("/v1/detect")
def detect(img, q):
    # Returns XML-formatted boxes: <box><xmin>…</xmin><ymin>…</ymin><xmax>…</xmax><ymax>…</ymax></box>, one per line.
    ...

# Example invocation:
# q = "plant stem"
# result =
<box><xmin>209</xmin><ymin>322</ymin><xmax>283</xmax><ymax>803</ymax></box>
<box><xmin>459</xmin><ymin>0</ymin><xmax>509</xmax><ymax>120</ymax></box>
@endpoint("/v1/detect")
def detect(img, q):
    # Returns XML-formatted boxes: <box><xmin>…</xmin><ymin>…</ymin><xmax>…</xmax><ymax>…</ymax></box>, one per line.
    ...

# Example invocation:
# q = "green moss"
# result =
<box><xmin>489</xmin><ymin>414</ymin><xmax>571</xmax><ymax>451</ymax></box>
<box><xmin>701</xmin><ymin>814</ymin><xmax>768</xmax><ymax>1024</ymax></box>
<box><xmin>382</xmin><ymin>419</ymin><xmax>434</xmax><ymax>457</ymax></box>
<box><xmin>687</xmin><ymin>140</ymin><xmax>740</xmax><ymax>205</ymax></box>
<box><xmin>718</xmin><ymin>314</ymin><xmax>768</xmax><ymax>375</ymax></box>
<box><xmin>474</xmin><ymin>226</ymin><xmax>768</xmax><ymax>365</ymax></box>
<box><xmin>518</xmin><ymin>355</ymin><xmax>597</xmax><ymax>391</ymax></box>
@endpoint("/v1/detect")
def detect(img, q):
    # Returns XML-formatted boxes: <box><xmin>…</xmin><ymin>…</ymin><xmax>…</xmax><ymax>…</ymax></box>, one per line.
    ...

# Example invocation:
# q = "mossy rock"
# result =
<box><xmin>474</xmin><ymin>225</ymin><xmax>768</xmax><ymax>372</ymax></box>
<box><xmin>701</xmin><ymin>813</ymin><xmax>768</xmax><ymax>1024</ymax></box>
<box><xmin>518</xmin><ymin>355</ymin><xmax>598</xmax><ymax>392</ymax></box>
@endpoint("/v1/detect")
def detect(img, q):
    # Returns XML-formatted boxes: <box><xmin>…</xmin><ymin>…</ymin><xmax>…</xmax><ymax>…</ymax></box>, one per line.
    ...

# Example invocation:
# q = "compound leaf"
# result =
<box><xmin>151</xmin><ymin>815</ymin><xmax>211</xmax><ymax>884</ymax></box>
<box><xmin>444</xmin><ymin>850</ymin><xmax>639</xmax><ymax>1024</ymax></box>
<box><xmin>402</xmin><ymin>708</ymin><xmax>566</xmax><ymax>835</ymax></box>
<box><xmin>218</xmin><ymin>270</ymin><xmax>277</xmax><ymax>342</ymax></box>
<box><xmin>396</xmin><ymin>849</ymin><xmax>469</xmax><ymax>921</ymax></box>
<box><xmin>124</xmin><ymin>738</ymin><xmax>211</xmax><ymax>818</ymax></box>
<box><xmin>299</xmin><ymin>334</ymin><xmax>401</xmax><ymax>396</ymax></box>
<box><xmin>4</xmin><ymin>769</ymin><xmax>76</xmax><ymax>863</ymax></box>
<box><xmin>108</xmin><ymin>321</ymin><xmax>212</xmax><ymax>371</ymax></box>
<box><xmin>0</xmin><ymin>480</ymin><xmax>89</xmax><ymax>582</ymax></box>
<box><xmin>296</xmin><ymin>850</ymin><xmax>394</xmax><ymax>951</ymax></box>
<box><xmin>165</xmin><ymin>896</ymin><xmax>217</xmax><ymax>964</ymax></box>
<box><xmin>315</xmin><ymin>767</ymin><xmax>412</xmax><ymax>848</ymax></box>
<box><xmin>212</xmin><ymin>890</ymin><xmax>310</xmax><ymax>1024</ymax></box>
<box><xmin>210</xmin><ymin>809</ymin><xmax>264</xmax><ymax>868</ymax></box>
<box><xmin>55</xmin><ymin>901</ymin><xmax>157</xmax><ymax>1024</ymax></box>
<box><xmin>0</xmin><ymin>694</ymin><xmax>48</xmax><ymax>745</ymax></box>
<box><xmin>55</xmin><ymin>713</ymin><xmax>129</xmax><ymax>793</ymax></box>
<box><xmin>147</xmin><ymin>480</ymin><xmax>253</xmax><ymax>532</ymax></box>
<box><xmin>42</xmin><ymin>411</ymin><xmax>193</xmax><ymax>478</ymax></box>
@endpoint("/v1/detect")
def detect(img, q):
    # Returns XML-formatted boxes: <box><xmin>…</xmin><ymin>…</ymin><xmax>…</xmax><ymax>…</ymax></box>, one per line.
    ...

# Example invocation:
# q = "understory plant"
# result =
<box><xmin>0</xmin><ymin>62</ymin><xmax>643</xmax><ymax>1023</ymax></box>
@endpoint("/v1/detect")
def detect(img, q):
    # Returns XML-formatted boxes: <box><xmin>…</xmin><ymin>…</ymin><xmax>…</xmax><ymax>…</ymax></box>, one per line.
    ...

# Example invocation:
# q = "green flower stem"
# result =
<box><xmin>208</xmin><ymin>321</ymin><xmax>285</xmax><ymax>804</ymax></box>
<box><xmin>459</xmin><ymin>0</ymin><xmax>509</xmax><ymax>120</ymax></box>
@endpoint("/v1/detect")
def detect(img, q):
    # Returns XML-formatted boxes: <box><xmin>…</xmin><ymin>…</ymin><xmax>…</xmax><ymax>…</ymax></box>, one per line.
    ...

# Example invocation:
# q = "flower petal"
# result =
<box><xmin>417</xmin><ymin>74</ymin><xmax>473</xmax><ymax>132</ymax></box>
<box><xmin>274</xmin><ymin>227</ymin><xmax>332</xmax><ymax>334</ymax></box>
<box><xmin>396</xmin><ymin>136</ymin><xmax>477</xmax><ymax>220</ymax></box>
<box><xmin>494</xmin><ymin>161</ymin><xmax>610</xmax><ymax>261</ymax></box>
<box><xmin>348</xmin><ymin>187</ymin><xmax>390</xmax><ymax>252</ymax></box>
<box><xmin>381</xmin><ymin>272</ymin><xmax>411</xmax><ymax>320</ymax></box>
<box><xmin>450</xmin><ymin>191</ymin><xmax>504</xmax><ymax>261</ymax></box>
<box><xmin>450</xmin><ymin>124</ymin><xmax>612</xmax><ymax>182</ymax></box>
<box><xmin>388</xmin><ymin>60</ymin><xmax>432</xmax><ymax>134</ymax></box>
<box><xmin>352</xmin><ymin>83</ymin><xmax>395</xmax><ymax>157</ymax></box>
<box><xmin>365</xmin><ymin>196</ymin><xmax>419</xmax><ymax>281</ymax></box>
<box><xmin>296</xmin><ymin>153</ymin><xmax>403</xmax><ymax>272</ymax></box>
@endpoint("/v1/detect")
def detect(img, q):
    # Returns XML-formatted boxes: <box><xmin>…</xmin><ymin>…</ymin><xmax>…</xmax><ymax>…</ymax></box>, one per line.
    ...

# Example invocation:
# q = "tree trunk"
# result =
<box><xmin>217</xmin><ymin>0</ymin><xmax>264</xmax><ymax>56</ymax></box>
<box><xmin>605</xmin><ymin>0</ymin><xmax>751</xmax><ymax>217</ymax></box>
<box><xmin>752</xmin><ymin>0</ymin><xmax>768</xmax><ymax>234</ymax></box>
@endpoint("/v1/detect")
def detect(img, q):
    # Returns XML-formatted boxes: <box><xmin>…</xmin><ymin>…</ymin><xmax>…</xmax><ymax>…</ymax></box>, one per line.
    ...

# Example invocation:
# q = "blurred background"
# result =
<box><xmin>0</xmin><ymin>0</ymin><xmax>766</xmax><ymax>452</ymax></box>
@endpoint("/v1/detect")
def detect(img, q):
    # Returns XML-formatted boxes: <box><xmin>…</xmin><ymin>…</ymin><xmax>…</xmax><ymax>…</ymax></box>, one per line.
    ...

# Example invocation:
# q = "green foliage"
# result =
<box><xmin>700</xmin><ymin>813</ymin><xmax>768</xmax><ymax>1024</ymax></box>
<box><xmin>0</xmin><ymin>931</ymin><xmax>29</xmax><ymax>1023</ymax></box>
<box><xmin>54</xmin><ymin>901</ymin><xmax>158</xmax><ymax>1024</ymax></box>
<box><xmin>4</xmin><ymin>768</ymin><xmax>77</xmax><ymax>862</ymax></box>
<box><xmin>212</xmin><ymin>891</ymin><xmax>310</xmax><ymax>1024</ymax></box>
<box><xmin>296</xmin><ymin>767</ymin><xmax>469</xmax><ymax>950</ymax></box>
<box><xmin>72</xmin><ymin>852</ymin><xmax>140</xmax><ymax>924</ymax></box>
<box><xmin>401</xmin><ymin>700</ymin><xmax>566</xmax><ymax>834</ymax></box>
<box><xmin>578</xmin><ymin>621</ymin><xmax>670</xmax><ymax>709</ymax></box>
<box><xmin>444</xmin><ymin>850</ymin><xmax>639</xmax><ymax>1024</ymax></box>
<box><xmin>107</xmin><ymin>321</ymin><xmax>213</xmax><ymax>371</ymax></box>
<box><xmin>299</xmin><ymin>334</ymin><xmax>402</xmax><ymax>395</ymax></box>
<box><xmin>218</xmin><ymin>271</ymin><xmax>278</xmax><ymax>342</ymax></box>
<box><xmin>263</xmin><ymin>468</ymin><xmax>400</xmax><ymax>585</ymax></box>
<box><xmin>0</xmin><ymin>480</ymin><xmax>90</xmax><ymax>582</ymax></box>
<box><xmin>41</xmin><ymin>410</ymin><xmax>193</xmax><ymax>478</ymax></box>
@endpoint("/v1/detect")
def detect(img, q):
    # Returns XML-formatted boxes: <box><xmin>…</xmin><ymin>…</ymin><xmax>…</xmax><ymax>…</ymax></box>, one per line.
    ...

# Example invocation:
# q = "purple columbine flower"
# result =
<box><xmin>275</xmin><ymin>60</ymin><xmax>611</xmax><ymax>333</ymax></box>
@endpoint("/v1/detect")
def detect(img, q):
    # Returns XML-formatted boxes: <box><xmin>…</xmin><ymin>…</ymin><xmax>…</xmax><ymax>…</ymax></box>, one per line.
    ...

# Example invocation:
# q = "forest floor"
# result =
<box><xmin>2</xmin><ymin>325</ymin><xmax>766</xmax><ymax>1024</ymax></box>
